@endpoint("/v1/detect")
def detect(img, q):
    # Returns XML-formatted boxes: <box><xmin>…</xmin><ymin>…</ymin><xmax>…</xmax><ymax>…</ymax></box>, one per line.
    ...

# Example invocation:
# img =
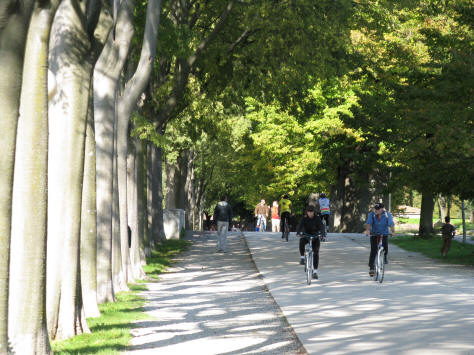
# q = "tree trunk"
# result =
<box><xmin>0</xmin><ymin>1</ymin><xmax>34</xmax><ymax>352</ymax></box>
<box><xmin>461</xmin><ymin>200</ymin><xmax>466</xmax><ymax>244</ymax></box>
<box><xmin>129</xmin><ymin>139</ymin><xmax>146</xmax><ymax>278</ymax></box>
<box><xmin>93</xmin><ymin>0</ymin><xmax>136</xmax><ymax>303</ymax></box>
<box><xmin>419</xmin><ymin>192</ymin><xmax>435</xmax><ymax>236</ymax></box>
<box><xmin>437</xmin><ymin>194</ymin><xmax>447</xmax><ymax>221</ymax></box>
<box><xmin>80</xmin><ymin>89</ymin><xmax>100</xmax><ymax>318</ymax></box>
<box><xmin>146</xmin><ymin>143</ymin><xmax>154</xmax><ymax>251</ymax></box>
<box><xmin>46</xmin><ymin>0</ymin><xmax>94</xmax><ymax>340</ymax></box>
<box><xmin>112</xmin><ymin>107</ymin><xmax>128</xmax><ymax>293</ymax></box>
<box><xmin>151</xmin><ymin>144</ymin><xmax>166</xmax><ymax>242</ymax></box>
<box><xmin>136</xmin><ymin>140</ymin><xmax>149</xmax><ymax>263</ymax></box>
<box><xmin>8</xmin><ymin>1</ymin><xmax>60</xmax><ymax>353</ymax></box>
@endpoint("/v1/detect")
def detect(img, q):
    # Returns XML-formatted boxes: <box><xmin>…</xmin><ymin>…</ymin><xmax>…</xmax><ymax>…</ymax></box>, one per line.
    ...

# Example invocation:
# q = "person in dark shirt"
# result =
<box><xmin>296</xmin><ymin>205</ymin><xmax>324</xmax><ymax>279</ymax></box>
<box><xmin>440</xmin><ymin>216</ymin><xmax>456</xmax><ymax>256</ymax></box>
<box><xmin>213</xmin><ymin>196</ymin><xmax>232</xmax><ymax>253</ymax></box>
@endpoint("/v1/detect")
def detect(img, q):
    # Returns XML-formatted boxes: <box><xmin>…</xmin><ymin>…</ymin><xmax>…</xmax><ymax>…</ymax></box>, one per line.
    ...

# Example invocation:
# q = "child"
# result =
<box><xmin>440</xmin><ymin>216</ymin><xmax>456</xmax><ymax>257</ymax></box>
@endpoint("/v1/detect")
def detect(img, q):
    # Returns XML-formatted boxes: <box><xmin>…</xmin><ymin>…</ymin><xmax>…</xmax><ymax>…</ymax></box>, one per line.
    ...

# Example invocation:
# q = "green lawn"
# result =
<box><xmin>52</xmin><ymin>239</ymin><xmax>190</xmax><ymax>354</ymax></box>
<box><xmin>391</xmin><ymin>235</ymin><xmax>474</xmax><ymax>266</ymax></box>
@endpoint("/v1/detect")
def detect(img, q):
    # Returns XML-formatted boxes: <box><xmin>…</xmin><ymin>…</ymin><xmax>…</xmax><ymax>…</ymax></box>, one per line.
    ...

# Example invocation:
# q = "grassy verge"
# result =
<box><xmin>52</xmin><ymin>239</ymin><xmax>190</xmax><ymax>354</ymax></box>
<box><xmin>391</xmin><ymin>235</ymin><xmax>474</xmax><ymax>266</ymax></box>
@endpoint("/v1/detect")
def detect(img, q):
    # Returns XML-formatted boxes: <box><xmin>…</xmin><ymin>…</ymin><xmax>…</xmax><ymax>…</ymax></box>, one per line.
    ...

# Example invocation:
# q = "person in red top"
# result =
<box><xmin>271</xmin><ymin>201</ymin><xmax>280</xmax><ymax>232</ymax></box>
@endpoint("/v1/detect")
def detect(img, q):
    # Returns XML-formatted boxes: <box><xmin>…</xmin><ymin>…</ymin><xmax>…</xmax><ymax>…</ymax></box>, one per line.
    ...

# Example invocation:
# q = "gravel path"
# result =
<box><xmin>123</xmin><ymin>232</ymin><xmax>306</xmax><ymax>355</ymax></box>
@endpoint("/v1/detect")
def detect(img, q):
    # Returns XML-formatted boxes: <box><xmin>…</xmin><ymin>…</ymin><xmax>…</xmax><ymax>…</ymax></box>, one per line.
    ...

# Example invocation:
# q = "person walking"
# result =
<box><xmin>254</xmin><ymin>199</ymin><xmax>269</xmax><ymax>231</ymax></box>
<box><xmin>213</xmin><ymin>196</ymin><xmax>232</xmax><ymax>253</ymax></box>
<box><xmin>440</xmin><ymin>216</ymin><xmax>456</xmax><ymax>256</ymax></box>
<box><xmin>271</xmin><ymin>201</ymin><xmax>280</xmax><ymax>232</ymax></box>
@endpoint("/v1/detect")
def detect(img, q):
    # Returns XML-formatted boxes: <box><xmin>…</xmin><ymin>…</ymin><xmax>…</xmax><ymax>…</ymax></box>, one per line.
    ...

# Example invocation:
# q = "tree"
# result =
<box><xmin>0</xmin><ymin>1</ymin><xmax>34</xmax><ymax>352</ymax></box>
<box><xmin>8</xmin><ymin>0</ymin><xmax>61</xmax><ymax>353</ymax></box>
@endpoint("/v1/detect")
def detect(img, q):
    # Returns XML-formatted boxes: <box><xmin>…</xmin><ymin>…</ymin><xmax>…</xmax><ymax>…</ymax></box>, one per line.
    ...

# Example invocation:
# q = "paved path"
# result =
<box><xmin>124</xmin><ymin>232</ymin><xmax>306</xmax><ymax>354</ymax></box>
<box><xmin>125</xmin><ymin>231</ymin><xmax>474</xmax><ymax>355</ymax></box>
<box><xmin>246</xmin><ymin>232</ymin><xmax>474</xmax><ymax>355</ymax></box>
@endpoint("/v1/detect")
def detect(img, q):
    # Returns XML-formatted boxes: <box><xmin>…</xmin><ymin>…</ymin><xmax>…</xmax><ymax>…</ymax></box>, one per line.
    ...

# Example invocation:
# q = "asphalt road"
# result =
<box><xmin>245</xmin><ymin>232</ymin><xmax>474</xmax><ymax>355</ymax></box>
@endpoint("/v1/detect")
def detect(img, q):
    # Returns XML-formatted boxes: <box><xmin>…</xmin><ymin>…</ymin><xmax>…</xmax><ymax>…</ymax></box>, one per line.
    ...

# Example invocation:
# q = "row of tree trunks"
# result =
<box><xmin>0</xmin><ymin>0</ymin><xmax>35</xmax><ymax>352</ymax></box>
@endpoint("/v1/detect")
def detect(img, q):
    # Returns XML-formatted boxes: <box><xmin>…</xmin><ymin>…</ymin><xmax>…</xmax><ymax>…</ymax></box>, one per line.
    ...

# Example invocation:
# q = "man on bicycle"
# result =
<box><xmin>296</xmin><ymin>205</ymin><xmax>324</xmax><ymax>279</ymax></box>
<box><xmin>365</xmin><ymin>202</ymin><xmax>395</xmax><ymax>277</ymax></box>
<box><xmin>254</xmin><ymin>199</ymin><xmax>269</xmax><ymax>231</ymax></box>
<box><xmin>279</xmin><ymin>194</ymin><xmax>292</xmax><ymax>239</ymax></box>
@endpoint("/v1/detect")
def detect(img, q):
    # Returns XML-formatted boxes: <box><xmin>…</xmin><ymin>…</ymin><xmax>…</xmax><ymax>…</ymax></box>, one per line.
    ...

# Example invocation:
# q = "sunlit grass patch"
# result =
<box><xmin>143</xmin><ymin>239</ymin><xmax>190</xmax><ymax>278</ymax></box>
<box><xmin>52</xmin><ymin>239</ymin><xmax>190</xmax><ymax>354</ymax></box>
<box><xmin>392</xmin><ymin>235</ymin><xmax>474</xmax><ymax>266</ymax></box>
<box><xmin>52</xmin><ymin>289</ymin><xmax>148</xmax><ymax>354</ymax></box>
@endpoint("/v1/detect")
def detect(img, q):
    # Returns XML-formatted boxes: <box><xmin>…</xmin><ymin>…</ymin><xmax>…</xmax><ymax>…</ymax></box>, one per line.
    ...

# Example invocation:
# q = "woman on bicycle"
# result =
<box><xmin>365</xmin><ymin>203</ymin><xmax>395</xmax><ymax>277</ymax></box>
<box><xmin>296</xmin><ymin>205</ymin><xmax>324</xmax><ymax>279</ymax></box>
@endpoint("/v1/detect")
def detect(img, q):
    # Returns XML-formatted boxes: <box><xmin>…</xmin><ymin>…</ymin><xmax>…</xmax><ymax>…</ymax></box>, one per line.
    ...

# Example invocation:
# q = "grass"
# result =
<box><xmin>391</xmin><ymin>235</ymin><xmax>474</xmax><ymax>266</ymax></box>
<box><xmin>52</xmin><ymin>239</ymin><xmax>190</xmax><ymax>354</ymax></box>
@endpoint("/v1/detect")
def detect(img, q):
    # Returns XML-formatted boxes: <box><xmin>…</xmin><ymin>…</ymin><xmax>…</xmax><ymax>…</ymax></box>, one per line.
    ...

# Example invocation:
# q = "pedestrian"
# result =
<box><xmin>440</xmin><ymin>216</ymin><xmax>456</xmax><ymax>256</ymax></box>
<box><xmin>365</xmin><ymin>202</ymin><xmax>395</xmax><ymax>277</ymax></box>
<box><xmin>254</xmin><ymin>199</ymin><xmax>268</xmax><ymax>232</ymax></box>
<box><xmin>213</xmin><ymin>196</ymin><xmax>232</xmax><ymax>253</ymax></box>
<box><xmin>271</xmin><ymin>201</ymin><xmax>280</xmax><ymax>232</ymax></box>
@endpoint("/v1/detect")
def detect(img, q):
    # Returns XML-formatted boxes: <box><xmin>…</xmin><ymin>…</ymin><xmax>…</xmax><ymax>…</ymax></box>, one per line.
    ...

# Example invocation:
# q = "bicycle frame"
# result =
<box><xmin>300</xmin><ymin>232</ymin><xmax>321</xmax><ymax>285</ymax></box>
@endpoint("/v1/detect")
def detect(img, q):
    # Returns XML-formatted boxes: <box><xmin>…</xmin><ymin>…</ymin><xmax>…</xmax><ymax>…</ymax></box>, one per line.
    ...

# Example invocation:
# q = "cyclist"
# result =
<box><xmin>296</xmin><ymin>205</ymin><xmax>324</xmax><ymax>279</ymax></box>
<box><xmin>254</xmin><ymin>199</ymin><xmax>269</xmax><ymax>231</ymax></box>
<box><xmin>318</xmin><ymin>193</ymin><xmax>331</xmax><ymax>233</ymax></box>
<box><xmin>279</xmin><ymin>194</ymin><xmax>293</xmax><ymax>239</ymax></box>
<box><xmin>365</xmin><ymin>202</ymin><xmax>395</xmax><ymax>277</ymax></box>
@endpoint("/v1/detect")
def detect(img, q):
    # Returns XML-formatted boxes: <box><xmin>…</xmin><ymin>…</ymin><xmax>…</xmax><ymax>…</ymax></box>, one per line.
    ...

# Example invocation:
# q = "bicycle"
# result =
<box><xmin>320</xmin><ymin>218</ymin><xmax>327</xmax><ymax>242</ymax></box>
<box><xmin>299</xmin><ymin>232</ymin><xmax>321</xmax><ymax>285</ymax></box>
<box><xmin>282</xmin><ymin>215</ymin><xmax>290</xmax><ymax>241</ymax></box>
<box><xmin>372</xmin><ymin>234</ymin><xmax>385</xmax><ymax>283</ymax></box>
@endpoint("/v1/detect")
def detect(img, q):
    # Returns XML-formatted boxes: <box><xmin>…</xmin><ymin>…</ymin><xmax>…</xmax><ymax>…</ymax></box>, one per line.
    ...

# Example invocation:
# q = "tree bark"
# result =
<box><xmin>93</xmin><ymin>0</ymin><xmax>134</xmax><ymax>303</ymax></box>
<box><xmin>116</xmin><ymin>0</ymin><xmax>162</xmax><ymax>268</ymax></box>
<box><xmin>419</xmin><ymin>192</ymin><xmax>435</xmax><ymax>236</ymax></box>
<box><xmin>129</xmin><ymin>140</ymin><xmax>146</xmax><ymax>278</ymax></box>
<box><xmin>111</xmin><ymin>105</ymin><xmax>128</xmax><ymax>293</ymax></box>
<box><xmin>8</xmin><ymin>1</ymin><xmax>60</xmax><ymax>353</ymax></box>
<box><xmin>46</xmin><ymin>0</ymin><xmax>102</xmax><ymax>339</ymax></box>
<box><xmin>151</xmin><ymin>144</ymin><xmax>166</xmax><ymax>242</ymax></box>
<box><xmin>80</xmin><ymin>89</ymin><xmax>100</xmax><ymax>318</ymax></box>
<box><xmin>0</xmin><ymin>1</ymin><xmax>34</xmax><ymax>352</ymax></box>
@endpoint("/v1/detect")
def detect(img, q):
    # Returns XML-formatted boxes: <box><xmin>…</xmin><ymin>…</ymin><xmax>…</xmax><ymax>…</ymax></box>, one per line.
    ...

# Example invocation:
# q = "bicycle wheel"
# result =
<box><xmin>306</xmin><ymin>251</ymin><xmax>312</xmax><ymax>285</ymax></box>
<box><xmin>374</xmin><ymin>253</ymin><xmax>379</xmax><ymax>281</ymax></box>
<box><xmin>284</xmin><ymin>221</ymin><xmax>289</xmax><ymax>241</ymax></box>
<box><xmin>377</xmin><ymin>248</ymin><xmax>385</xmax><ymax>283</ymax></box>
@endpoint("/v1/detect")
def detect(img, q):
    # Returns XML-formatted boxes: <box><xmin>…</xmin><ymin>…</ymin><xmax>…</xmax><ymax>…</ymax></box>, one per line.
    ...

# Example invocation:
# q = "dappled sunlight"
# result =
<box><xmin>125</xmin><ymin>233</ymin><xmax>304</xmax><ymax>354</ymax></box>
<box><xmin>245</xmin><ymin>232</ymin><xmax>474</xmax><ymax>354</ymax></box>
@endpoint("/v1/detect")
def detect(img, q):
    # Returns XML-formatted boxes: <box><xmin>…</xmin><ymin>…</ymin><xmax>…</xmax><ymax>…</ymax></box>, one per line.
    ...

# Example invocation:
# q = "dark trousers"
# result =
<box><xmin>369</xmin><ymin>235</ymin><xmax>388</xmax><ymax>269</ymax></box>
<box><xmin>299</xmin><ymin>237</ymin><xmax>320</xmax><ymax>269</ymax></box>
<box><xmin>280</xmin><ymin>212</ymin><xmax>291</xmax><ymax>233</ymax></box>
<box><xmin>440</xmin><ymin>237</ymin><xmax>452</xmax><ymax>256</ymax></box>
